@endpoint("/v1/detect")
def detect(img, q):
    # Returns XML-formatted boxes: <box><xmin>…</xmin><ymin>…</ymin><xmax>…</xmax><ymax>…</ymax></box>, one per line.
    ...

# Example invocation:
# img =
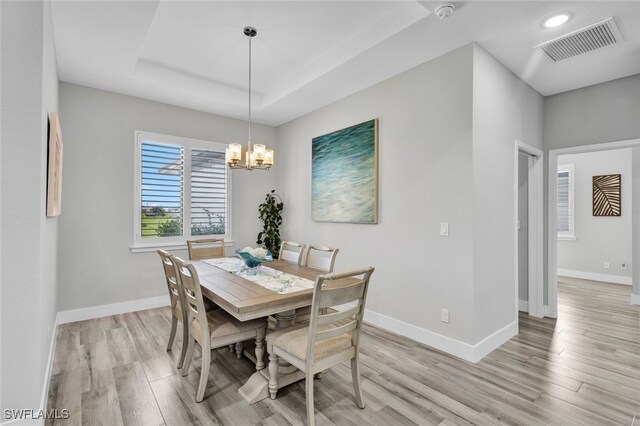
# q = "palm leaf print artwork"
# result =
<box><xmin>592</xmin><ymin>174</ymin><xmax>621</xmax><ymax>216</ymax></box>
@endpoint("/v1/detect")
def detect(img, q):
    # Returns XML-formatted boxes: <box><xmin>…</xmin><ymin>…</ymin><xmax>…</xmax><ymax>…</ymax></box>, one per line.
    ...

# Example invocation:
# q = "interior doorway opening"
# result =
<box><xmin>514</xmin><ymin>140</ymin><xmax>544</xmax><ymax>324</ymax></box>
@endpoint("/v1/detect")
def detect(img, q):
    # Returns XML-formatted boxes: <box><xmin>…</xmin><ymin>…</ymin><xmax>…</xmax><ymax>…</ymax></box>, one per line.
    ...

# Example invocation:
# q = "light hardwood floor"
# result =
<box><xmin>47</xmin><ymin>278</ymin><xmax>640</xmax><ymax>425</ymax></box>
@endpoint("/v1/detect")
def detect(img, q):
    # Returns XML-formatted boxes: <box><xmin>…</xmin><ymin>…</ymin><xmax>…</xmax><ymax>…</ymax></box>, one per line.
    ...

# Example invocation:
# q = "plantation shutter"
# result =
<box><xmin>190</xmin><ymin>149</ymin><xmax>227</xmax><ymax>236</ymax></box>
<box><xmin>557</xmin><ymin>171</ymin><xmax>570</xmax><ymax>232</ymax></box>
<box><xmin>140</xmin><ymin>142</ymin><xmax>184</xmax><ymax>238</ymax></box>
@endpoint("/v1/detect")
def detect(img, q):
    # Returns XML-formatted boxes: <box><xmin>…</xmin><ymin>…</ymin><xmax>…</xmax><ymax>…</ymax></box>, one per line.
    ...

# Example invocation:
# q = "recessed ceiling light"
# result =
<box><xmin>543</xmin><ymin>14</ymin><xmax>570</xmax><ymax>28</ymax></box>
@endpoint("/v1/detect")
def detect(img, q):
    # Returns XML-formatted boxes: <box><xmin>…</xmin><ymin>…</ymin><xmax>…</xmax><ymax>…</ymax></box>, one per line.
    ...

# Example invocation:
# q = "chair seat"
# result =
<box><xmin>191</xmin><ymin>309</ymin><xmax>266</xmax><ymax>343</ymax></box>
<box><xmin>271</xmin><ymin>323</ymin><xmax>352</xmax><ymax>361</ymax></box>
<box><xmin>265</xmin><ymin>323</ymin><xmax>308</xmax><ymax>353</ymax></box>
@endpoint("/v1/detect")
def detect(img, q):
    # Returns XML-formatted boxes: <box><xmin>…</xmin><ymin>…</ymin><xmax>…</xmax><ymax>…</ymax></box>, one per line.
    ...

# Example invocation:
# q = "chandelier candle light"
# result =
<box><xmin>226</xmin><ymin>26</ymin><xmax>274</xmax><ymax>171</ymax></box>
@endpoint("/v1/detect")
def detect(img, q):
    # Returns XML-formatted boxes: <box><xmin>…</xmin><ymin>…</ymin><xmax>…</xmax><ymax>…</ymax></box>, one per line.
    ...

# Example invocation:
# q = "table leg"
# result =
<box><xmin>238</xmin><ymin>309</ymin><xmax>305</xmax><ymax>404</ymax></box>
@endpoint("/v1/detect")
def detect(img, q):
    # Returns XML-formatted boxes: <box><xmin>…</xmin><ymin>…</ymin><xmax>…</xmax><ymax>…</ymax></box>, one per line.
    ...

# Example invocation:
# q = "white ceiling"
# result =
<box><xmin>51</xmin><ymin>1</ymin><xmax>640</xmax><ymax>126</ymax></box>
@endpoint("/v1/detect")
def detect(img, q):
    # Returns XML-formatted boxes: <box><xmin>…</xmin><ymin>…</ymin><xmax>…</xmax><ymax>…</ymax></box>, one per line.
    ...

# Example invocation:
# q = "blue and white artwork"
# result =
<box><xmin>312</xmin><ymin>119</ymin><xmax>378</xmax><ymax>223</ymax></box>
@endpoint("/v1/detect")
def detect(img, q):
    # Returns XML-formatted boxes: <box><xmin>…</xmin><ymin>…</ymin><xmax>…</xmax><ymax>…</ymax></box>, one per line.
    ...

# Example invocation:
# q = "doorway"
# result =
<box><xmin>514</xmin><ymin>140</ymin><xmax>544</xmax><ymax>320</ymax></box>
<box><xmin>548</xmin><ymin>138</ymin><xmax>640</xmax><ymax>316</ymax></box>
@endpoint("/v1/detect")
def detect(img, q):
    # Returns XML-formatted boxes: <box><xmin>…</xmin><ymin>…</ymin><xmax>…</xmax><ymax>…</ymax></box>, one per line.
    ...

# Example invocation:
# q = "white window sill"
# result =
<box><xmin>557</xmin><ymin>235</ymin><xmax>576</xmax><ymax>242</ymax></box>
<box><xmin>130</xmin><ymin>240</ymin><xmax>235</xmax><ymax>254</ymax></box>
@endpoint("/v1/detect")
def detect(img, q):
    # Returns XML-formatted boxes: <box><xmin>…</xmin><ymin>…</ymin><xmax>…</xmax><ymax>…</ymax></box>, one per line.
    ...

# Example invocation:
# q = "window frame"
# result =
<box><xmin>557</xmin><ymin>163</ymin><xmax>576</xmax><ymax>241</ymax></box>
<box><xmin>131</xmin><ymin>131</ymin><xmax>233</xmax><ymax>253</ymax></box>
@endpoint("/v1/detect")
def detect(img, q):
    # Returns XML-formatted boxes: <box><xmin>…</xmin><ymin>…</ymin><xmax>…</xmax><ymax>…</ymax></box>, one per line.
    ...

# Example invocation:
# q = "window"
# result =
<box><xmin>133</xmin><ymin>131</ymin><xmax>231</xmax><ymax>251</ymax></box>
<box><xmin>557</xmin><ymin>164</ymin><xmax>575</xmax><ymax>241</ymax></box>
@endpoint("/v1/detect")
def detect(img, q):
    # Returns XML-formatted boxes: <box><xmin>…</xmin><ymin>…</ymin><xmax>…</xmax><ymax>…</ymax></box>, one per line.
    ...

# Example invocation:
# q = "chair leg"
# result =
<box><xmin>255</xmin><ymin>329</ymin><xmax>265</xmax><ymax>371</ymax></box>
<box><xmin>196</xmin><ymin>342</ymin><xmax>211</xmax><ymax>403</ymax></box>
<box><xmin>229</xmin><ymin>344</ymin><xmax>234</xmax><ymax>353</ymax></box>
<box><xmin>235</xmin><ymin>342</ymin><xmax>244</xmax><ymax>360</ymax></box>
<box><xmin>268</xmin><ymin>353</ymin><xmax>279</xmax><ymax>400</ymax></box>
<box><xmin>181</xmin><ymin>334</ymin><xmax>195</xmax><ymax>377</ymax></box>
<box><xmin>351</xmin><ymin>356</ymin><xmax>365</xmax><ymax>409</ymax></box>
<box><xmin>305</xmin><ymin>372</ymin><xmax>316</xmax><ymax>426</ymax></box>
<box><xmin>167</xmin><ymin>315</ymin><xmax>178</xmax><ymax>351</ymax></box>
<box><xmin>177</xmin><ymin>319</ymin><xmax>189</xmax><ymax>369</ymax></box>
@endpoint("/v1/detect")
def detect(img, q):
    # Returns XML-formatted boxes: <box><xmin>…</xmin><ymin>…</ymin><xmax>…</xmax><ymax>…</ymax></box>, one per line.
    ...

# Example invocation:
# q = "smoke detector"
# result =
<box><xmin>434</xmin><ymin>3</ymin><xmax>455</xmax><ymax>20</ymax></box>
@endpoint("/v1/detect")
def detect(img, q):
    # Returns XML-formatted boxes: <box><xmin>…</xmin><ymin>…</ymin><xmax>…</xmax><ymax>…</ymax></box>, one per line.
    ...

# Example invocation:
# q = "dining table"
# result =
<box><xmin>191</xmin><ymin>258</ymin><xmax>325</xmax><ymax>404</ymax></box>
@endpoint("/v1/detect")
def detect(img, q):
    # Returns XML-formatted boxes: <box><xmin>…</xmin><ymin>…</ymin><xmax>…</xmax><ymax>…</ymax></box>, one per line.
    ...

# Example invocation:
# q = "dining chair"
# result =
<box><xmin>295</xmin><ymin>245</ymin><xmax>339</xmax><ymax>323</ymax></box>
<box><xmin>187</xmin><ymin>238</ymin><xmax>225</xmax><ymax>260</ymax></box>
<box><xmin>158</xmin><ymin>250</ymin><xmax>190</xmax><ymax>369</ymax></box>
<box><xmin>173</xmin><ymin>255</ymin><xmax>267</xmax><ymax>403</ymax></box>
<box><xmin>278</xmin><ymin>240</ymin><xmax>306</xmax><ymax>264</ymax></box>
<box><xmin>302</xmin><ymin>245</ymin><xmax>339</xmax><ymax>272</ymax></box>
<box><xmin>266</xmin><ymin>267</ymin><xmax>375</xmax><ymax>426</ymax></box>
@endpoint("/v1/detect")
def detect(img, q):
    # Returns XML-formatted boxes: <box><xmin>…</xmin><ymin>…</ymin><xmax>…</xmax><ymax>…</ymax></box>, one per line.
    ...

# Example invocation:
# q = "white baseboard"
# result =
<box><xmin>39</xmin><ymin>315</ymin><xmax>59</xmax><ymax>415</ymax></box>
<box><xmin>57</xmin><ymin>295</ymin><xmax>169</xmax><ymax>324</ymax></box>
<box><xmin>364</xmin><ymin>309</ymin><xmax>517</xmax><ymax>363</ymax></box>
<box><xmin>631</xmin><ymin>293</ymin><xmax>640</xmax><ymax>305</ymax></box>
<box><xmin>518</xmin><ymin>299</ymin><xmax>528</xmax><ymax>312</ymax></box>
<box><xmin>558</xmin><ymin>269</ymin><xmax>632</xmax><ymax>285</ymax></box>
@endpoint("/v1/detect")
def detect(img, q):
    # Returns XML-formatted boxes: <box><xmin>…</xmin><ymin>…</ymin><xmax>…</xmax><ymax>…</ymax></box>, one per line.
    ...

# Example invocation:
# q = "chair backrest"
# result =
<box><xmin>158</xmin><ymin>250</ymin><xmax>184</xmax><ymax>313</ymax></box>
<box><xmin>305</xmin><ymin>267</ymin><xmax>375</xmax><ymax>367</ymax></box>
<box><xmin>279</xmin><ymin>240</ymin><xmax>306</xmax><ymax>264</ymax></box>
<box><xmin>303</xmin><ymin>245</ymin><xmax>339</xmax><ymax>272</ymax></box>
<box><xmin>187</xmin><ymin>238</ymin><xmax>224</xmax><ymax>260</ymax></box>
<box><xmin>173</xmin><ymin>256</ymin><xmax>209</xmax><ymax>340</ymax></box>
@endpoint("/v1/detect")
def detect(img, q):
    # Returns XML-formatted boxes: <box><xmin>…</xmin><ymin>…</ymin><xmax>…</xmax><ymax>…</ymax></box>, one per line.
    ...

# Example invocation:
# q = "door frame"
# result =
<box><xmin>548</xmin><ymin>138</ymin><xmax>640</xmax><ymax>317</ymax></box>
<box><xmin>514</xmin><ymin>140</ymin><xmax>544</xmax><ymax>319</ymax></box>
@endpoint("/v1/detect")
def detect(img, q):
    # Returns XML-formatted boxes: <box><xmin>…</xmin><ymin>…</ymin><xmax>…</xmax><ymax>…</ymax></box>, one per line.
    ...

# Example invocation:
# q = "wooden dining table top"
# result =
<box><xmin>191</xmin><ymin>259</ymin><xmax>324</xmax><ymax>321</ymax></box>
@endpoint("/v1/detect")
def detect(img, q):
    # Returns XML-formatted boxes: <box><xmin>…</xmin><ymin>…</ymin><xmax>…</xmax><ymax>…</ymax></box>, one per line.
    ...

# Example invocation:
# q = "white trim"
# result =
<box><xmin>558</xmin><ymin>269</ymin><xmax>632</xmax><ymax>285</ymax></box>
<box><xmin>518</xmin><ymin>299</ymin><xmax>529</xmax><ymax>312</ymax></box>
<box><xmin>57</xmin><ymin>295</ymin><xmax>170</xmax><ymax>324</ymax></box>
<box><xmin>364</xmin><ymin>309</ymin><xmax>517</xmax><ymax>363</ymax></box>
<box><xmin>557</xmin><ymin>235</ymin><xmax>577</xmax><ymax>241</ymax></box>
<box><xmin>543</xmin><ymin>305</ymin><xmax>554</xmax><ymax>318</ymax></box>
<box><xmin>133</xmin><ymin>130</ymin><xmax>233</xmax><ymax>248</ymax></box>
<box><xmin>631</xmin><ymin>293</ymin><xmax>640</xmax><ymax>305</ymax></box>
<box><xmin>130</xmin><ymin>240</ymin><xmax>235</xmax><ymax>254</ymax></box>
<box><xmin>549</xmin><ymin>138</ymin><xmax>640</xmax><ymax>319</ymax></box>
<box><xmin>515</xmin><ymin>140</ymin><xmax>544</xmax><ymax>319</ymax></box>
<box><xmin>39</xmin><ymin>316</ymin><xmax>59</xmax><ymax>416</ymax></box>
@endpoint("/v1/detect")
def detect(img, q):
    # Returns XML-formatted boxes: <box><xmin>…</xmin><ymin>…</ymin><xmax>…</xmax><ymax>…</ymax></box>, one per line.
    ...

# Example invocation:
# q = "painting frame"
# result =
<box><xmin>46</xmin><ymin>112</ymin><xmax>63</xmax><ymax>217</ymax></box>
<box><xmin>311</xmin><ymin>118</ymin><xmax>378</xmax><ymax>224</ymax></box>
<box><xmin>592</xmin><ymin>173</ymin><xmax>621</xmax><ymax>217</ymax></box>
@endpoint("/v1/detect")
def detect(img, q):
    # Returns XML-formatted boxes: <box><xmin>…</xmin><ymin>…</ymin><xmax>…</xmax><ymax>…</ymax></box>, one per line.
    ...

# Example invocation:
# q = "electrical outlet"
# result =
<box><xmin>604</xmin><ymin>262</ymin><xmax>610</xmax><ymax>270</ymax></box>
<box><xmin>440</xmin><ymin>223</ymin><xmax>449</xmax><ymax>237</ymax></box>
<box><xmin>621</xmin><ymin>262</ymin><xmax>628</xmax><ymax>270</ymax></box>
<box><xmin>441</xmin><ymin>308</ymin><xmax>450</xmax><ymax>324</ymax></box>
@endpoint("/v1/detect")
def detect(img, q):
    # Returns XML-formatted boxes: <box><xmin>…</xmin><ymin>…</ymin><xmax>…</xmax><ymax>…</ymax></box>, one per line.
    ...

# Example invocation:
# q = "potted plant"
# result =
<box><xmin>256</xmin><ymin>190</ymin><xmax>283</xmax><ymax>258</ymax></box>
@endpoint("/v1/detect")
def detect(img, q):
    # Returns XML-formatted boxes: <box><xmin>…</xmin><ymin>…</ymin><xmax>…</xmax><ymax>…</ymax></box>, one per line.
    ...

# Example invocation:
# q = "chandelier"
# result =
<box><xmin>225</xmin><ymin>26</ymin><xmax>274</xmax><ymax>171</ymax></box>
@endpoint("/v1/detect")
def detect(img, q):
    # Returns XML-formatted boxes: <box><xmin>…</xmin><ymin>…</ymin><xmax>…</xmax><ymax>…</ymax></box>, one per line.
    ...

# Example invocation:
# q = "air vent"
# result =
<box><xmin>534</xmin><ymin>17</ymin><xmax>623</xmax><ymax>62</ymax></box>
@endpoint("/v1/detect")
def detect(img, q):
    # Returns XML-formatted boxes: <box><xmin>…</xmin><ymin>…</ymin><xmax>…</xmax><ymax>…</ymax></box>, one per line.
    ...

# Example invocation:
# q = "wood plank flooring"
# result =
<box><xmin>47</xmin><ymin>278</ymin><xmax>640</xmax><ymax>425</ymax></box>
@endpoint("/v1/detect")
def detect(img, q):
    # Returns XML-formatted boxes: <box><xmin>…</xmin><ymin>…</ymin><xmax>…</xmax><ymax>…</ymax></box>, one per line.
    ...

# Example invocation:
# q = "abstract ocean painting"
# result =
<box><xmin>312</xmin><ymin>119</ymin><xmax>378</xmax><ymax>223</ymax></box>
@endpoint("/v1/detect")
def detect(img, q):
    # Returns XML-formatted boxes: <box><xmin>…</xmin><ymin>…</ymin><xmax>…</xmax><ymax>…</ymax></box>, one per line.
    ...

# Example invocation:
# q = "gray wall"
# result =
<box><xmin>558</xmin><ymin>149</ymin><xmax>632</xmax><ymax>281</ymax></box>
<box><xmin>1</xmin><ymin>0</ymin><xmax>59</xmax><ymax>412</ymax></box>
<box><xmin>276</xmin><ymin>45</ymin><xmax>477</xmax><ymax>344</ymax></box>
<box><xmin>471</xmin><ymin>46</ymin><xmax>544</xmax><ymax>339</ymax></box>
<box><xmin>518</xmin><ymin>152</ymin><xmax>529</xmax><ymax>303</ymax></box>
<box><xmin>57</xmin><ymin>83</ymin><xmax>278</xmax><ymax>311</ymax></box>
<box><xmin>545</xmin><ymin>74</ymin><xmax>640</xmax><ymax>150</ymax></box>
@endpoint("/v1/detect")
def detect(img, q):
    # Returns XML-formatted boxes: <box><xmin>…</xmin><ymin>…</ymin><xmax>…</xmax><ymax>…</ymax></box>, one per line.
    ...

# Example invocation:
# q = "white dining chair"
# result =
<box><xmin>302</xmin><ymin>245</ymin><xmax>339</xmax><ymax>272</ymax></box>
<box><xmin>174</xmin><ymin>255</ymin><xmax>267</xmax><ymax>402</ymax></box>
<box><xmin>266</xmin><ymin>267</ymin><xmax>375</xmax><ymax>426</ymax></box>
<box><xmin>187</xmin><ymin>238</ymin><xmax>224</xmax><ymax>260</ymax></box>
<box><xmin>158</xmin><ymin>250</ymin><xmax>190</xmax><ymax>369</ymax></box>
<box><xmin>278</xmin><ymin>240</ymin><xmax>306</xmax><ymax>264</ymax></box>
<box><xmin>295</xmin><ymin>245</ymin><xmax>339</xmax><ymax>323</ymax></box>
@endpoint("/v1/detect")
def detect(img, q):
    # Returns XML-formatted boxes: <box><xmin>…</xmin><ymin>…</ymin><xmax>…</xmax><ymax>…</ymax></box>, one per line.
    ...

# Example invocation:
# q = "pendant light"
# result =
<box><xmin>226</xmin><ymin>26</ymin><xmax>273</xmax><ymax>170</ymax></box>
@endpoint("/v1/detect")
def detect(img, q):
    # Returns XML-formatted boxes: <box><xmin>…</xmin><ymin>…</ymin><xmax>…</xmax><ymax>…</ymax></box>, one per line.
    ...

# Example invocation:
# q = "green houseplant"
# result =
<box><xmin>256</xmin><ymin>190</ymin><xmax>284</xmax><ymax>258</ymax></box>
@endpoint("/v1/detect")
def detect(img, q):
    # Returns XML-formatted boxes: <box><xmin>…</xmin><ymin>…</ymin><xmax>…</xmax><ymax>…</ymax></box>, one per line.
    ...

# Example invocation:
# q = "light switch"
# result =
<box><xmin>440</xmin><ymin>223</ymin><xmax>449</xmax><ymax>237</ymax></box>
